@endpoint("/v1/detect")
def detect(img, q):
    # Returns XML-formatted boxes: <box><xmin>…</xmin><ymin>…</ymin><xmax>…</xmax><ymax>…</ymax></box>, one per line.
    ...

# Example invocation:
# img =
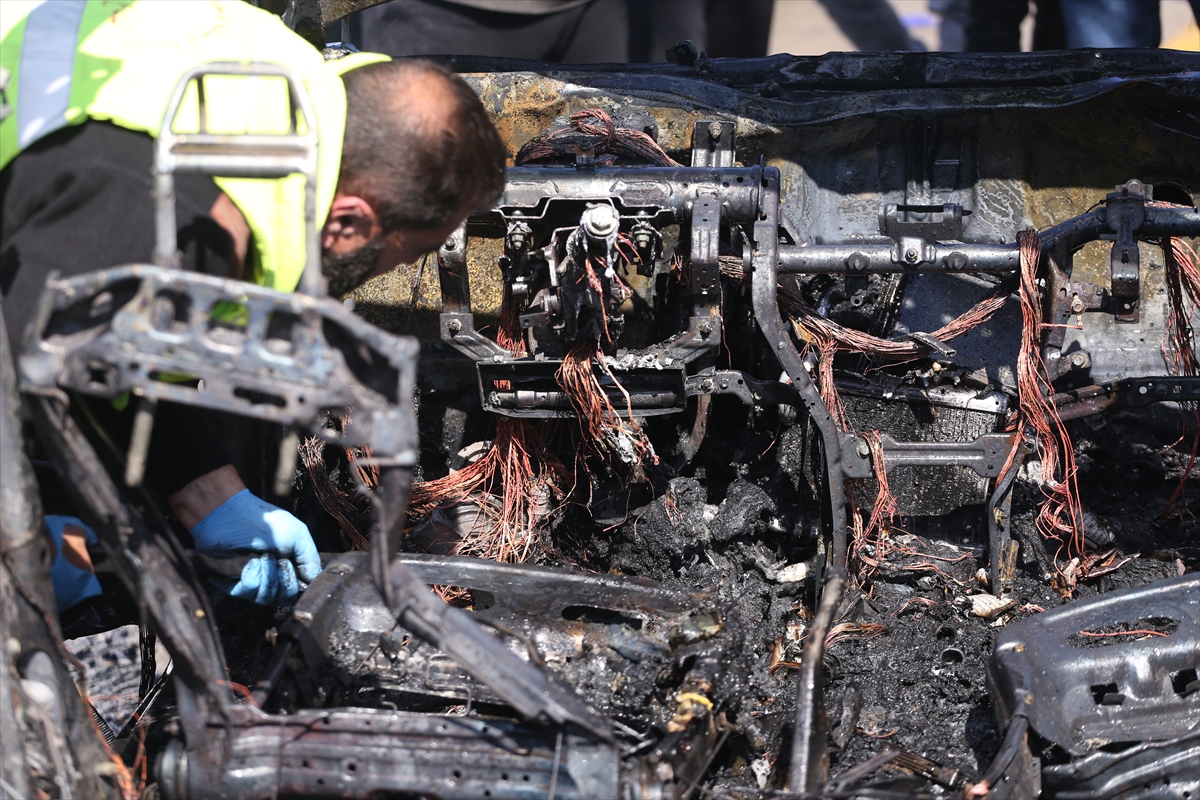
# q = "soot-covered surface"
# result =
<box><xmin>534</xmin><ymin>398</ymin><xmax>1198</xmax><ymax>791</ymax></box>
<box><xmin>74</xmin><ymin>400</ymin><xmax>1194</xmax><ymax>796</ymax></box>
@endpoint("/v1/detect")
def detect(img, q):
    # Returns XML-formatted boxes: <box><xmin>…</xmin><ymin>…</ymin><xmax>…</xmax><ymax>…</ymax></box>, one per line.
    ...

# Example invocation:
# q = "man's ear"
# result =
<box><xmin>321</xmin><ymin>194</ymin><xmax>380</xmax><ymax>253</ymax></box>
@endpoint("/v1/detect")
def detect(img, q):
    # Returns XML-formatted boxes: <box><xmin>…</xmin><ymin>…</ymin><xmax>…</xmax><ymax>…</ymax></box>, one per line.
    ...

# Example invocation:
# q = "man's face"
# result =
<box><xmin>320</xmin><ymin>196</ymin><xmax>472</xmax><ymax>297</ymax></box>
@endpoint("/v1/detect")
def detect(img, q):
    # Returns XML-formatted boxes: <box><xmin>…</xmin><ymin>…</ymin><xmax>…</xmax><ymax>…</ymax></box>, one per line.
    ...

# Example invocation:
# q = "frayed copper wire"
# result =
<box><xmin>515</xmin><ymin>108</ymin><xmax>680</xmax><ymax>167</ymax></box>
<box><xmin>718</xmin><ymin>256</ymin><xmax>1013</xmax><ymax>365</ymax></box>
<box><xmin>408</xmin><ymin>285</ymin><xmax>566</xmax><ymax>563</ymax></box>
<box><xmin>556</xmin><ymin>340</ymin><xmax>658</xmax><ymax>471</ymax></box>
<box><xmin>299</xmin><ymin>434</ymin><xmax>371</xmax><ymax>551</ymax></box>
<box><xmin>1014</xmin><ymin>230</ymin><xmax>1085</xmax><ymax>566</ymax></box>
<box><xmin>863</xmin><ymin>431</ymin><xmax>899</xmax><ymax>539</ymax></box>
<box><xmin>721</xmin><ymin>255</ymin><xmax>1015</xmax><ymax>580</ymax></box>
<box><xmin>1161</xmin><ymin>236</ymin><xmax>1200</xmax><ymax>513</ymax></box>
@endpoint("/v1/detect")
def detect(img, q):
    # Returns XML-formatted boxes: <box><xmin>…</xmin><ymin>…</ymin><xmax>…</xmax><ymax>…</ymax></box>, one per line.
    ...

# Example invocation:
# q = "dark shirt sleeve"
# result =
<box><xmin>0</xmin><ymin>121</ymin><xmax>238</xmax><ymax>498</ymax></box>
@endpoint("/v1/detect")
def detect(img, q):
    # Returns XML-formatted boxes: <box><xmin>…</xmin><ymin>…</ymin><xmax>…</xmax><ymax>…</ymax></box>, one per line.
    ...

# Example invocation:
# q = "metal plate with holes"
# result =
<box><xmin>988</xmin><ymin>573</ymin><xmax>1200</xmax><ymax>755</ymax></box>
<box><xmin>18</xmin><ymin>265</ymin><xmax>418</xmax><ymax>460</ymax></box>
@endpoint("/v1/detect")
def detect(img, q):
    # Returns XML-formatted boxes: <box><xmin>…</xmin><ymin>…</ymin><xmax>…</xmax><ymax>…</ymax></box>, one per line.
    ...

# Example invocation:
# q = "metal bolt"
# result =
<box><xmin>855</xmin><ymin>439</ymin><xmax>871</xmax><ymax>458</ymax></box>
<box><xmin>846</xmin><ymin>252</ymin><xmax>869</xmax><ymax>271</ymax></box>
<box><xmin>1070</xmin><ymin>295</ymin><xmax>1085</xmax><ymax>314</ymax></box>
<box><xmin>265</xmin><ymin>628</ymin><xmax>278</xmax><ymax>646</ymax></box>
<box><xmin>698</xmin><ymin>321</ymin><xmax>713</xmax><ymax>335</ymax></box>
<box><xmin>443</xmin><ymin>237</ymin><xmax>457</xmax><ymax>251</ymax></box>
<box><xmin>582</xmin><ymin>205</ymin><xmax>618</xmax><ymax>238</ymax></box>
<box><xmin>447</xmin><ymin>319</ymin><xmax>462</xmax><ymax>334</ymax></box>
<box><xmin>708</xmin><ymin>121</ymin><xmax>724</xmax><ymax>141</ymax></box>
<box><xmin>700</xmin><ymin>378</ymin><xmax>714</xmax><ymax>392</ymax></box>
<box><xmin>905</xmin><ymin>248</ymin><xmax>920</xmax><ymax>264</ymax></box>
<box><xmin>1069</xmin><ymin>351</ymin><xmax>1089</xmax><ymax>369</ymax></box>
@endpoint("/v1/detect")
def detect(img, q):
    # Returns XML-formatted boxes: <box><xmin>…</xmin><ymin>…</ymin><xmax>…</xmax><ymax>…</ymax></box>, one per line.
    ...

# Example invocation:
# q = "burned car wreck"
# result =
<box><xmin>2</xmin><ymin>23</ymin><xmax>1200</xmax><ymax>800</ymax></box>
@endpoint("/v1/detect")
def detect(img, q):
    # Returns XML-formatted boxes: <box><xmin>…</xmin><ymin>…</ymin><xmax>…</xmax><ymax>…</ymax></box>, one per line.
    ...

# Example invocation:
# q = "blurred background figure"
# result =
<box><xmin>962</xmin><ymin>0</ymin><xmax>1200</xmax><ymax>50</ymax></box>
<box><xmin>764</xmin><ymin>0</ymin><xmax>1197</xmax><ymax>55</ymax></box>
<box><xmin>816</xmin><ymin>0</ymin><xmax>924</xmax><ymax>50</ymax></box>
<box><xmin>964</xmin><ymin>0</ymin><xmax>1065</xmax><ymax>51</ymax></box>
<box><xmin>931</xmin><ymin>0</ymin><xmax>971</xmax><ymax>50</ymax></box>
<box><xmin>348</xmin><ymin>0</ymin><xmax>1197</xmax><ymax>62</ymax></box>
<box><xmin>628</xmin><ymin>0</ymin><xmax>775</xmax><ymax>62</ymax></box>
<box><xmin>355</xmin><ymin>0</ymin><xmax>628</xmax><ymax>62</ymax></box>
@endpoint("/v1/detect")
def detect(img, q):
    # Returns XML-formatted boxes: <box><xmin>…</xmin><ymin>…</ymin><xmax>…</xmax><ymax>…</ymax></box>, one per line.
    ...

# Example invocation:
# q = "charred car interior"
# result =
<box><xmin>2</xmin><ymin>7</ymin><xmax>1199</xmax><ymax>799</ymax></box>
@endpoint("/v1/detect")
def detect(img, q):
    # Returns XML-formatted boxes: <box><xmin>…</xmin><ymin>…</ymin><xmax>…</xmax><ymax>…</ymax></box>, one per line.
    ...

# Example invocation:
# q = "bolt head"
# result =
<box><xmin>447</xmin><ymin>319</ymin><xmax>462</xmax><ymax>333</ymax></box>
<box><xmin>855</xmin><ymin>439</ymin><xmax>871</xmax><ymax>458</ymax></box>
<box><xmin>905</xmin><ymin>248</ymin><xmax>920</xmax><ymax>263</ymax></box>
<box><xmin>582</xmin><ymin>205</ymin><xmax>619</xmax><ymax>238</ymax></box>
<box><xmin>847</xmin><ymin>252</ymin><xmax>869</xmax><ymax>271</ymax></box>
<box><xmin>708</xmin><ymin>121</ymin><xmax>724</xmax><ymax>141</ymax></box>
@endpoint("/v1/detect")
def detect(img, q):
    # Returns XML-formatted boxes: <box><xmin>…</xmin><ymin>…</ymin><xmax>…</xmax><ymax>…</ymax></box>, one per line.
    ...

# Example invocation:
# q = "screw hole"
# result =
<box><xmin>940</xmin><ymin>647</ymin><xmax>964</xmax><ymax>664</ymax></box>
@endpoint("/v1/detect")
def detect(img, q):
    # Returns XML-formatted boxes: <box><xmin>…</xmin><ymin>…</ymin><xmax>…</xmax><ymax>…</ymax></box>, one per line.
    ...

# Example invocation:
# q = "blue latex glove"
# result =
<box><xmin>45</xmin><ymin>516</ymin><xmax>103</xmax><ymax>613</ymax></box>
<box><xmin>189</xmin><ymin>489</ymin><xmax>320</xmax><ymax>605</ymax></box>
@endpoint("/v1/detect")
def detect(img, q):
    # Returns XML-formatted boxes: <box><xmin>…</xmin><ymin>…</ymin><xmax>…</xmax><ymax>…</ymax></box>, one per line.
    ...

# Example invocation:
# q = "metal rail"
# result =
<box><xmin>154</xmin><ymin>62</ymin><xmax>324</xmax><ymax>297</ymax></box>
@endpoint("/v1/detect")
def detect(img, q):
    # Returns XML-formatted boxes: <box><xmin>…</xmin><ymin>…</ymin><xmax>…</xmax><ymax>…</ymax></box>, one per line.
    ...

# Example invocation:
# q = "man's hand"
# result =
<box><xmin>182</xmin><ymin>475</ymin><xmax>321</xmax><ymax>605</ymax></box>
<box><xmin>45</xmin><ymin>516</ymin><xmax>102</xmax><ymax>612</ymax></box>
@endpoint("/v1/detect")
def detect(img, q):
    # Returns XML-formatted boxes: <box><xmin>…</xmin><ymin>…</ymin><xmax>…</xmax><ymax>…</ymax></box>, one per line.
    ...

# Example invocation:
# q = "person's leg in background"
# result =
<box><xmin>965</xmin><ymin>0</ymin><xmax>1030</xmax><ymax>51</ymax></box>
<box><xmin>355</xmin><ymin>0</ymin><xmax>627</xmax><ymax>62</ymax></box>
<box><xmin>816</xmin><ymin>0</ymin><xmax>918</xmax><ymax>51</ymax></box>
<box><xmin>628</xmin><ymin>0</ymin><xmax>707</xmax><ymax>62</ymax></box>
<box><xmin>1030</xmin><ymin>0</ymin><xmax>1067</xmax><ymax>50</ymax></box>
<box><xmin>557</xmin><ymin>0</ymin><xmax>628</xmax><ymax>62</ymax></box>
<box><xmin>706</xmin><ymin>0</ymin><xmax>774</xmax><ymax>58</ymax></box>
<box><xmin>1059</xmin><ymin>0</ymin><xmax>1160</xmax><ymax>47</ymax></box>
<box><xmin>932</xmin><ymin>0</ymin><xmax>971</xmax><ymax>51</ymax></box>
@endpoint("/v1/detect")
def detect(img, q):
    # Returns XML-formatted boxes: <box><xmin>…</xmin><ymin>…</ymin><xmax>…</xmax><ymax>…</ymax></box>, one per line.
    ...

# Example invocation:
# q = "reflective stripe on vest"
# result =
<box><xmin>16</xmin><ymin>0</ymin><xmax>85</xmax><ymax>148</ymax></box>
<box><xmin>0</xmin><ymin>1</ymin><xmax>389</xmax><ymax>293</ymax></box>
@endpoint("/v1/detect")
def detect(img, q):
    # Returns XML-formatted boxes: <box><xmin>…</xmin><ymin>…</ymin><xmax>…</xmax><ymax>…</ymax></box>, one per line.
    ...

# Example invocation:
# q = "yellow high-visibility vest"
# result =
<box><xmin>0</xmin><ymin>0</ymin><xmax>387</xmax><ymax>293</ymax></box>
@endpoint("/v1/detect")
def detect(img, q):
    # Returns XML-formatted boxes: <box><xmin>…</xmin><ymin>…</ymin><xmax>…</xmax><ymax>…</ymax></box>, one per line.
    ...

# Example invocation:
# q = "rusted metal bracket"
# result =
<box><xmin>750</xmin><ymin>168</ymin><xmax>852</xmax><ymax>569</ymax></box>
<box><xmin>690</xmin><ymin>197</ymin><xmax>722</xmax><ymax>303</ymax></box>
<box><xmin>691</xmin><ymin>119</ymin><xmax>736</xmax><ymax>168</ymax></box>
<box><xmin>1102</xmin><ymin>180</ymin><xmax>1148</xmax><ymax>324</ymax></box>
<box><xmin>1055</xmin><ymin>375</ymin><xmax>1200</xmax><ymax>421</ymax></box>
<box><xmin>840</xmin><ymin>432</ymin><xmax>1019</xmax><ymax>480</ymax></box>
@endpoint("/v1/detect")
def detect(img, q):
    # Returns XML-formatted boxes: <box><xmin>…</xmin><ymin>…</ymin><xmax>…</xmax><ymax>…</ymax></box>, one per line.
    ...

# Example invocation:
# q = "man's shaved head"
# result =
<box><xmin>338</xmin><ymin>60</ymin><xmax>507</xmax><ymax>234</ymax></box>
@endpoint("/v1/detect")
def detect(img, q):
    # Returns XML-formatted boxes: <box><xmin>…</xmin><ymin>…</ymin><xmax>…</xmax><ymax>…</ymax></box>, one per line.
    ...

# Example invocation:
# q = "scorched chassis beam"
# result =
<box><xmin>438</xmin><ymin>161</ymin><xmax>1200</xmax><ymax>597</ymax></box>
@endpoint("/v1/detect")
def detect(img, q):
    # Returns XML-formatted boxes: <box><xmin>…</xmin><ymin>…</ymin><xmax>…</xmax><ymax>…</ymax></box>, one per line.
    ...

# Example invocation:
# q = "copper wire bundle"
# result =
<box><xmin>1013</xmin><ymin>230</ymin><xmax>1084</xmax><ymax>560</ymax></box>
<box><xmin>1161</xmin><ymin>236</ymin><xmax>1200</xmax><ymax>511</ymax></box>
<box><xmin>717</xmin><ymin>256</ymin><xmax>1013</xmax><ymax>364</ymax></box>
<box><xmin>298</xmin><ymin>435</ymin><xmax>371</xmax><ymax>551</ymax></box>
<box><xmin>515</xmin><ymin>108</ymin><xmax>680</xmax><ymax>167</ymax></box>
<box><xmin>720</xmin><ymin>256</ymin><xmax>1014</xmax><ymax>568</ymax></box>
<box><xmin>557</xmin><ymin>340</ymin><xmax>657</xmax><ymax>471</ymax></box>
<box><xmin>407</xmin><ymin>286</ymin><xmax>562</xmax><ymax>562</ymax></box>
